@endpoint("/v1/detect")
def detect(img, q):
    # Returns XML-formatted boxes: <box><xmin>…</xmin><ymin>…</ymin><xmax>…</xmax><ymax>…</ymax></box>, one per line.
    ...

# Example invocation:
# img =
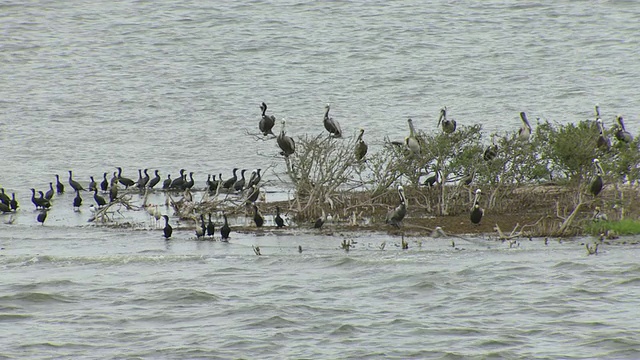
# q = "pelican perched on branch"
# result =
<box><xmin>259</xmin><ymin>102</ymin><xmax>276</xmax><ymax>136</ymax></box>
<box><xmin>323</xmin><ymin>104</ymin><xmax>342</xmax><ymax>138</ymax></box>
<box><xmin>590</xmin><ymin>158</ymin><xmax>604</xmax><ymax>197</ymax></box>
<box><xmin>355</xmin><ymin>128</ymin><xmax>368</xmax><ymax>161</ymax></box>
<box><xmin>437</xmin><ymin>106</ymin><xmax>456</xmax><ymax>134</ymax></box>
<box><xmin>470</xmin><ymin>189</ymin><xmax>483</xmax><ymax>224</ymax></box>
<box><xmin>405</xmin><ymin>118</ymin><xmax>421</xmax><ymax>155</ymax></box>
<box><xmin>614</xmin><ymin>115</ymin><xmax>633</xmax><ymax>143</ymax></box>
<box><xmin>386</xmin><ymin>185</ymin><xmax>407</xmax><ymax>228</ymax></box>
<box><xmin>277</xmin><ymin>120</ymin><xmax>296</xmax><ymax>157</ymax></box>
<box><xmin>483</xmin><ymin>134</ymin><xmax>499</xmax><ymax>161</ymax></box>
<box><xmin>518</xmin><ymin>112</ymin><xmax>532</xmax><ymax>141</ymax></box>
<box><xmin>596</xmin><ymin>118</ymin><xmax>610</xmax><ymax>150</ymax></box>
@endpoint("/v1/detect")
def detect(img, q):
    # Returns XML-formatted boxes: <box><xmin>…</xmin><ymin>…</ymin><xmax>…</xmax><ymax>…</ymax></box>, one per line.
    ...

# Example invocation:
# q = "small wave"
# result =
<box><xmin>552</xmin><ymin>260</ymin><xmax>590</xmax><ymax>270</ymax></box>
<box><xmin>615</xmin><ymin>277</ymin><xmax>640</xmax><ymax>286</ymax></box>
<box><xmin>248</xmin><ymin>315</ymin><xmax>298</xmax><ymax>329</ymax></box>
<box><xmin>0</xmin><ymin>313</ymin><xmax>32</xmax><ymax>321</ymax></box>
<box><xmin>160</xmin><ymin>289</ymin><xmax>220</xmax><ymax>303</ymax></box>
<box><xmin>0</xmin><ymin>292</ymin><xmax>76</xmax><ymax>304</ymax></box>
<box><xmin>330</xmin><ymin>324</ymin><xmax>361</xmax><ymax>336</ymax></box>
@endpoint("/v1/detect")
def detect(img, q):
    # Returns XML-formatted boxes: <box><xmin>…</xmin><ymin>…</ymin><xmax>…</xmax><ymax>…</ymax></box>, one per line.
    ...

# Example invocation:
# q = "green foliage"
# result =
<box><xmin>585</xmin><ymin>219</ymin><xmax>640</xmax><ymax>236</ymax></box>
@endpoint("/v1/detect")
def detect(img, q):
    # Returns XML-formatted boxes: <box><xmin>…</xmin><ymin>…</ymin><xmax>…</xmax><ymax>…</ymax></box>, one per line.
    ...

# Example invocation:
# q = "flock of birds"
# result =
<box><xmin>1</xmin><ymin>103</ymin><xmax>635</xmax><ymax>239</ymax></box>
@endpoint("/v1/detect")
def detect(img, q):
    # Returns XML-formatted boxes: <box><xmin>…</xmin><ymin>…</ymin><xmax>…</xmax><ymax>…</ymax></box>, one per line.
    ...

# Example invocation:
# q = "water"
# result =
<box><xmin>2</xmin><ymin>0</ymin><xmax>640</xmax><ymax>358</ymax></box>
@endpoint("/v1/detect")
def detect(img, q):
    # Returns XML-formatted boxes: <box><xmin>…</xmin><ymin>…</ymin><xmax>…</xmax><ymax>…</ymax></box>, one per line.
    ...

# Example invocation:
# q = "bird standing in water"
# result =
<box><xmin>162</xmin><ymin>215</ymin><xmax>173</xmax><ymax>239</ymax></box>
<box><xmin>385</xmin><ymin>185</ymin><xmax>407</xmax><ymax>228</ymax></box>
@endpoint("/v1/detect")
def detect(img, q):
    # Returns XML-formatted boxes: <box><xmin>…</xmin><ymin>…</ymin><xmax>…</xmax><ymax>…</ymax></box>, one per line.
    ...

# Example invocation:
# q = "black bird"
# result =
<box><xmin>116</xmin><ymin>167</ymin><xmax>136</xmax><ymax>189</ymax></box>
<box><xmin>518</xmin><ymin>112</ymin><xmax>532</xmax><ymax>141</ymax></box>
<box><xmin>44</xmin><ymin>182</ymin><xmax>54</xmax><ymax>201</ymax></box>
<box><xmin>148</xmin><ymin>170</ymin><xmax>161</xmax><ymax>189</ymax></box>
<box><xmin>109</xmin><ymin>182</ymin><xmax>118</xmax><ymax>203</ymax></box>
<box><xmin>38</xmin><ymin>191</ymin><xmax>51</xmax><ymax>209</ymax></box>
<box><xmin>0</xmin><ymin>202</ymin><xmax>11</xmax><ymax>213</ymax></box>
<box><xmin>220</xmin><ymin>214</ymin><xmax>231</xmax><ymax>241</ymax></box>
<box><xmin>233</xmin><ymin>169</ymin><xmax>247</xmax><ymax>192</ymax></box>
<box><xmin>245</xmin><ymin>185</ymin><xmax>260</xmax><ymax>204</ymax></box>
<box><xmin>88</xmin><ymin>176</ymin><xmax>97</xmax><ymax>192</ymax></box>
<box><xmin>253</xmin><ymin>204</ymin><xmax>264</xmax><ymax>228</ymax></box>
<box><xmin>277</xmin><ymin>120</ymin><xmax>296</xmax><ymax>157</ymax></box>
<box><xmin>275</xmin><ymin>206</ymin><xmax>285</xmax><ymax>228</ymax></box>
<box><xmin>183</xmin><ymin>172</ymin><xmax>195</xmax><ymax>190</ymax></box>
<box><xmin>9</xmin><ymin>193</ymin><xmax>18</xmax><ymax>211</ymax></box>
<box><xmin>162</xmin><ymin>174</ymin><xmax>172</xmax><ymax>190</ymax></box>
<box><xmin>73</xmin><ymin>190</ymin><xmax>82</xmax><ymax>211</ymax></box>
<box><xmin>423</xmin><ymin>169</ymin><xmax>439</xmax><ymax>187</ymax></box>
<box><xmin>100</xmin><ymin>172</ymin><xmax>109</xmax><ymax>192</ymax></box>
<box><xmin>0</xmin><ymin>189</ymin><xmax>10</xmax><ymax>206</ymax></box>
<box><xmin>195</xmin><ymin>214</ymin><xmax>206</xmax><ymax>239</ymax></box>
<box><xmin>483</xmin><ymin>134</ymin><xmax>499</xmax><ymax>161</ymax></box>
<box><xmin>93</xmin><ymin>188</ymin><xmax>107</xmax><ymax>208</ymax></box>
<box><xmin>37</xmin><ymin>210</ymin><xmax>48</xmax><ymax>225</ymax></box>
<box><xmin>323</xmin><ymin>103</ymin><xmax>342</xmax><ymax>138</ymax></box>
<box><xmin>590</xmin><ymin>158</ymin><xmax>604</xmax><ymax>197</ymax></box>
<box><xmin>55</xmin><ymin>174</ymin><xmax>65</xmax><ymax>194</ymax></box>
<box><xmin>247</xmin><ymin>169</ymin><xmax>262</xmax><ymax>188</ymax></box>
<box><xmin>170</xmin><ymin>169</ymin><xmax>186</xmax><ymax>190</ymax></box>
<box><xmin>30</xmin><ymin>188</ymin><xmax>40</xmax><ymax>209</ymax></box>
<box><xmin>595</xmin><ymin>119</ymin><xmax>610</xmax><ymax>151</ymax></box>
<box><xmin>134</xmin><ymin>169</ymin><xmax>143</xmax><ymax>189</ymax></box>
<box><xmin>314</xmin><ymin>209</ymin><xmax>326</xmax><ymax>229</ymax></box>
<box><xmin>206</xmin><ymin>214</ymin><xmax>215</xmax><ymax>238</ymax></box>
<box><xmin>207</xmin><ymin>174</ymin><xmax>219</xmax><ymax>192</ymax></box>
<box><xmin>259</xmin><ymin>102</ymin><xmax>276</xmax><ymax>136</ymax></box>
<box><xmin>437</xmin><ymin>106</ymin><xmax>457</xmax><ymax>134</ymax></box>
<box><xmin>614</xmin><ymin>115</ymin><xmax>633</xmax><ymax>143</ymax></box>
<box><xmin>355</xmin><ymin>128</ymin><xmax>368</xmax><ymax>161</ymax></box>
<box><xmin>385</xmin><ymin>185</ymin><xmax>407</xmax><ymax>228</ymax></box>
<box><xmin>68</xmin><ymin>170</ymin><xmax>85</xmax><ymax>192</ymax></box>
<box><xmin>222</xmin><ymin>168</ymin><xmax>238</xmax><ymax>189</ymax></box>
<box><xmin>162</xmin><ymin>215</ymin><xmax>173</xmax><ymax>239</ymax></box>
<box><xmin>470</xmin><ymin>189</ymin><xmax>483</xmax><ymax>224</ymax></box>
<box><xmin>140</xmin><ymin>169</ymin><xmax>150</xmax><ymax>189</ymax></box>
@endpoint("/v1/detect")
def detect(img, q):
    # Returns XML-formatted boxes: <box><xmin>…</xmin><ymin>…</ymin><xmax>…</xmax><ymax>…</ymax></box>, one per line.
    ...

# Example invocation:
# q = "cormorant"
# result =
<box><xmin>88</xmin><ymin>176</ymin><xmax>97</xmax><ymax>192</ymax></box>
<box><xmin>259</xmin><ymin>102</ymin><xmax>276</xmax><ymax>136</ymax></box>
<box><xmin>162</xmin><ymin>215</ymin><xmax>173</xmax><ymax>239</ymax></box>
<box><xmin>253</xmin><ymin>204</ymin><xmax>264</xmax><ymax>228</ymax></box>
<box><xmin>37</xmin><ymin>210</ymin><xmax>48</xmax><ymax>225</ymax></box>
<box><xmin>116</xmin><ymin>167</ymin><xmax>136</xmax><ymax>189</ymax></box>
<box><xmin>206</xmin><ymin>214</ymin><xmax>215</xmax><ymax>238</ymax></box>
<box><xmin>220</xmin><ymin>214</ymin><xmax>231</xmax><ymax>241</ymax></box>
<box><xmin>73</xmin><ymin>190</ymin><xmax>82</xmax><ymax>211</ymax></box>
<box><xmin>100</xmin><ymin>172</ymin><xmax>109</xmax><ymax>192</ymax></box>
<box><xmin>68</xmin><ymin>170</ymin><xmax>85</xmax><ymax>192</ymax></box>
<box><xmin>222</xmin><ymin>168</ymin><xmax>238</xmax><ymax>189</ymax></box>
<box><xmin>148</xmin><ymin>170</ymin><xmax>161</xmax><ymax>189</ymax></box>
<box><xmin>55</xmin><ymin>174</ymin><xmax>64</xmax><ymax>194</ymax></box>
<box><xmin>162</xmin><ymin>174</ymin><xmax>172</xmax><ymax>190</ymax></box>
<box><xmin>275</xmin><ymin>206</ymin><xmax>285</xmax><ymax>228</ymax></box>
<box><xmin>233</xmin><ymin>169</ymin><xmax>247</xmax><ymax>192</ymax></box>
<box><xmin>9</xmin><ymin>193</ymin><xmax>18</xmax><ymax>211</ymax></box>
<box><xmin>93</xmin><ymin>188</ymin><xmax>107</xmax><ymax>208</ymax></box>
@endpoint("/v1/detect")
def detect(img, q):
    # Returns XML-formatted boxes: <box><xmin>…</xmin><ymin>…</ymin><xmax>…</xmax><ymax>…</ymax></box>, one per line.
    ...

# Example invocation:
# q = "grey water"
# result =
<box><xmin>2</xmin><ymin>0</ymin><xmax>640</xmax><ymax>358</ymax></box>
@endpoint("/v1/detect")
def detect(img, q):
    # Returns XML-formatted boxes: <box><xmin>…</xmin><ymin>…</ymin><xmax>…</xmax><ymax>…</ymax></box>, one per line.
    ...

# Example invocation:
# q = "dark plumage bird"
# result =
<box><xmin>162</xmin><ymin>174</ymin><xmax>172</xmax><ymax>190</ymax></box>
<box><xmin>0</xmin><ymin>202</ymin><xmax>11</xmax><ymax>214</ymax></box>
<box><xmin>614</xmin><ymin>115</ymin><xmax>633</xmax><ymax>143</ymax></box>
<box><xmin>100</xmin><ymin>172</ymin><xmax>109</xmax><ymax>192</ymax></box>
<box><xmin>44</xmin><ymin>182</ymin><xmax>54</xmax><ymax>201</ymax></box>
<box><xmin>314</xmin><ymin>209</ymin><xmax>326</xmax><ymax>229</ymax></box>
<box><xmin>0</xmin><ymin>189</ymin><xmax>10</xmax><ymax>206</ymax></box>
<box><xmin>275</xmin><ymin>206</ymin><xmax>285</xmax><ymax>228</ymax></box>
<box><xmin>277</xmin><ymin>120</ymin><xmax>296</xmax><ymax>157</ymax></box>
<box><xmin>590</xmin><ymin>158</ymin><xmax>604</xmax><ymax>197</ymax></box>
<box><xmin>55</xmin><ymin>174</ymin><xmax>65</xmax><ymax>194</ymax></box>
<box><xmin>206</xmin><ymin>213</ymin><xmax>215</xmax><ymax>238</ymax></box>
<box><xmin>68</xmin><ymin>170</ymin><xmax>85</xmax><ymax>192</ymax></box>
<box><xmin>259</xmin><ymin>102</ymin><xmax>276</xmax><ymax>136</ymax></box>
<box><xmin>595</xmin><ymin>119</ymin><xmax>610</xmax><ymax>151</ymax></box>
<box><xmin>116</xmin><ymin>167</ymin><xmax>136</xmax><ymax>189</ymax></box>
<box><xmin>9</xmin><ymin>193</ymin><xmax>18</xmax><ymax>211</ymax></box>
<box><xmin>220</xmin><ymin>214</ymin><xmax>231</xmax><ymax>241</ymax></box>
<box><xmin>247</xmin><ymin>169</ymin><xmax>262</xmax><ymax>188</ymax></box>
<box><xmin>437</xmin><ymin>106</ymin><xmax>457</xmax><ymax>134</ymax></box>
<box><xmin>109</xmin><ymin>182</ymin><xmax>118</xmax><ymax>203</ymax></box>
<box><xmin>148</xmin><ymin>170</ymin><xmax>161</xmax><ymax>189</ymax></box>
<box><xmin>37</xmin><ymin>210</ymin><xmax>48</xmax><ymax>225</ymax></box>
<box><xmin>162</xmin><ymin>215</ymin><xmax>173</xmax><ymax>239</ymax></box>
<box><xmin>222</xmin><ymin>168</ymin><xmax>238</xmax><ymax>189</ymax></box>
<box><xmin>470</xmin><ymin>189</ymin><xmax>483</xmax><ymax>224</ymax></box>
<box><xmin>183</xmin><ymin>172</ymin><xmax>195</xmax><ymax>190</ymax></box>
<box><xmin>93</xmin><ymin>188</ymin><xmax>107</xmax><ymax>208</ymax></box>
<box><xmin>323</xmin><ymin>103</ymin><xmax>342</xmax><ymax>138</ymax></box>
<box><xmin>243</xmin><ymin>185</ymin><xmax>260</xmax><ymax>205</ymax></box>
<box><xmin>518</xmin><ymin>112</ymin><xmax>532</xmax><ymax>141</ymax></box>
<box><xmin>385</xmin><ymin>185</ymin><xmax>407</xmax><ymax>228</ymax></box>
<box><xmin>195</xmin><ymin>214</ymin><xmax>206</xmax><ymax>239</ymax></box>
<box><xmin>253</xmin><ymin>204</ymin><xmax>264</xmax><ymax>228</ymax></box>
<box><xmin>170</xmin><ymin>169</ymin><xmax>186</xmax><ymax>190</ymax></box>
<box><xmin>355</xmin><ymin>128</ymin><xmax>368</xmax><ymax>161</ymax></box>
<box><xmin>73</xmin><ymin>190</ymin><xmax>82</xmax><ymax>211</ymax></box>
<box><xmin>88</xmin><ymin>176</ymin><xmax>97</xmax><ymax>192</ymax></box>
<box><xmin>233</xmin><ymin>169</ymin><xmax>247</xmax><ymax>192</ymax></box>
<box><xmin>30</xmin><ymin>188</ymin><xmax>40</xmax><ymax>209</ymax></box>
<box><xmin>483</xmin><ymin>134</ymin><xmax>499</xmax><ymax>161</ymax></box>
<box><xmin>138</xmin><ymin>169</ymin><xmax>150</xmax><ymax>190</ymax></box>
<box><xmin>423</xmin><ymin>169</ymin><xmax>439</xmax><ymax>187</ymax></box>
<box><xmin>405</xmin><ymin>118</ymin><xmax>421</xmax><ymax>155</ymax></box>
<box><xmin>37</xmin><ymin>191</ymin><xmax>51</xmax><ymax>209</ymax></box>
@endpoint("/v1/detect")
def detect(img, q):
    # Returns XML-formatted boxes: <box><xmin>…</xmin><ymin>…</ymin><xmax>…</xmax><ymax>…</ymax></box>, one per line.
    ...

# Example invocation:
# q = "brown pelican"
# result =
<box><xmin>596</xmin><ymin>118</ymin><xmax>610</xmax><ymax>150</ymax></box>
<box><xmin>470</xmin><ymin>189</ymin><xmax>483</xmax><ymax>224</ymax></box>
<box><xmin>162</xmin><ymin>215</ymin><xmax>173</xmax><ymax>239</ymax></box>
<box><xmin>323</xmin><ymin>104</ymin><xmax>342</xmax><ymax>138</ymax></box>
<box><xmin>518</xmin><ymin>112</ymin><xmax>532</xmax><ymax>141</ymax></box>
<box><xmin>405</xmin><ymin>118</ymin><xmax>421</xmax><ymax>155</ymax></box>
<box><xmin>483</xmin><ymin>134</ymin><xmax>498</xmax><ymax>161</ymax></box>
<box><xmin>277</xmin><ymin>120</ymin><xmax>296</xmax><ymax>157</ymax></box>
<box><xmin>437</xmin><ymin>106</ymin><xmax>456</xmax><ymax>134</ymax></box>
<box><xmin>259</xmin><ymin>102</ymin><xmax>276</xmax><ymax>136</ymax></box>
<box><xmin>614</xmin><ymin>115</ymin><xmax>633</xmax><ymax>143</ymax></box>
<box><xmin>355</xmin><ymin>128</ymin><xmax>368</xmax><ymax>161</ymax></box>
<box><xmin>385</xmin><ymin>185</ymin><xmax>407</xmax><ymax>228</ymax></box>
<box><xmin>590</xmin><ymin>158</ymin><xmax>604</xmax><ymax>197</ymax></box>
<box><xmin>423</xmin><ymin>168</ymin><xmax>439</xmax><ymax>187</ymax></box>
